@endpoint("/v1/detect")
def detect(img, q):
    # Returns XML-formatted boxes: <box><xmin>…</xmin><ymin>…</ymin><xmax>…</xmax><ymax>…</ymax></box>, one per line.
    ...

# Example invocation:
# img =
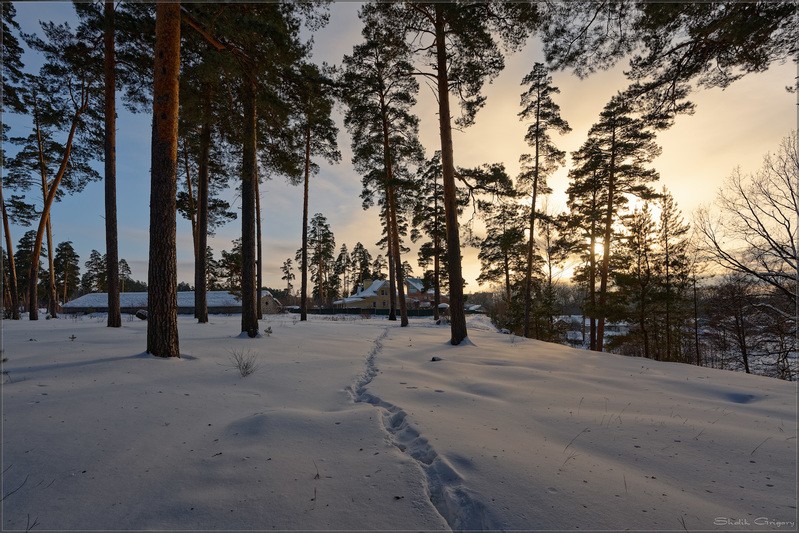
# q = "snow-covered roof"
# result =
<box><xmin>63</xmin><ymin>291</ymin><xmax>274</xmax><ymax>309</ymax></box>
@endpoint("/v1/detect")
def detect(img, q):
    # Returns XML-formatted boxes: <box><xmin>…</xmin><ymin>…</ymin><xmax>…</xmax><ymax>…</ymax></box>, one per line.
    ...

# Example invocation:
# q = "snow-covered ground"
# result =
<box><xmin>2</xmin><ymin>314</ymin><xmax>796</xmax><ymax>531</ymax></box>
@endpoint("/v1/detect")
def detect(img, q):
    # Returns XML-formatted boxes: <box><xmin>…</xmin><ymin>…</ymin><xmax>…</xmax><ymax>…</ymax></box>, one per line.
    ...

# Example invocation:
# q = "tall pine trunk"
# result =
<box><xmin>523</xmin><ymin>91</ymin><xmax>541</xmax><ymax>338</ymax></box>
<box><xmin>195</xmin><ymin>100</ymin><xmax>211</xmax><ymax>323</ymax></box>
<box><xmin>386</xmin><ymin>207</ymin><xmax>397</xmax><ymax>320</ymax></box>
<box><xmin>0</xmin><ymin>185</ymin><xmax>20</xmax><ymax>319</ymax></box>
<box><xmin>31</xmin><ymin>93</ymin><xmax>58</xmax><ymax>319</ymax></box>
<box><xmin>596</xmin><ymin>128</ymin><xmax>617</xmax><ymax>352</ymax></box>
<box><xmin>433</xmin><ymin>181</ymin><xmax>440</xmax><ymax>321</ymax></box>
<box><xmin>255</xmin><ymin>177</ymin><xmax>263</xmax><ymax>320</ymax></box>
<box><xmin>29</xmin><ymin>99</ymin><xmax>85</xmax><ymax>321</ymax></box>
<box><xmin>240</xmin><ymin>77</ymin><xmax>258</xmax><ymax>337</ymax></box>
<box><xmin>300</xmin><ymin>124</ymin><xmax>310</xmax><ymax>321</ymax></box>
<box><xmin>434</xmin><ymin>5</ymin><xmax>466</xmax><ymax>345</ymax></box>
<box><xmin>44</xmin><ymin>217</ymin><xmax>57</xmax><ymax>317</ymax></box>
<box><xmin>147</xmin><ymin>2</ymin><xmax>181</xmax><ymax>357</ymax></box>
<box><xmin>388</xmin><ymin>185</ymin><xmax>408</xmax><ymax>326</ymax></box>
<box><xmin>104</xmin><ymin>0</ymin><xmax>120</xmax><ymax>327</ymax></box>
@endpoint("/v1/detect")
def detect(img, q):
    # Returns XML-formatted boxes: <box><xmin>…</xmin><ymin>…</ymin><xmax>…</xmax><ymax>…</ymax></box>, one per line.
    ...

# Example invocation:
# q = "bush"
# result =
<box><xmin>229</xmin><ymin>348</ymin><xmax>259</xmax><ymax>377</ymax></box>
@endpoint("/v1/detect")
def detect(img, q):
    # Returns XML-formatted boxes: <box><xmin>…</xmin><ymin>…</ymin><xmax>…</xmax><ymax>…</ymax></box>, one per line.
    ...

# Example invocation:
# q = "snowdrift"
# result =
<box><xmin>2</xmin><ymin>314</ymin><xmax>795</xmax><ymax>531</ymax></box>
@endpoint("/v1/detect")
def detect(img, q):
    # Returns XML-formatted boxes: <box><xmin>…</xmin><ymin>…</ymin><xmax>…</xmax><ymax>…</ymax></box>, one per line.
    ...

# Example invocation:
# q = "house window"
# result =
<box><xmin>381</xmin><ymin>289</ymin><xmax>386</xmax><ymax>295</ymax></box>
<box><xmin>382</xmin><ymin>301</ymin><xmax>386</xmax><ymax>307</ymax></box>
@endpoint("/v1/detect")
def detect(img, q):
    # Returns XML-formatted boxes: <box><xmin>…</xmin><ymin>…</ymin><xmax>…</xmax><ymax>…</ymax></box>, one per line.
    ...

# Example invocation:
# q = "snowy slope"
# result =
<box><xmin>2</xmin><ymin>315</ymin><xmax>795</xmax><ymax>531</ymax></box>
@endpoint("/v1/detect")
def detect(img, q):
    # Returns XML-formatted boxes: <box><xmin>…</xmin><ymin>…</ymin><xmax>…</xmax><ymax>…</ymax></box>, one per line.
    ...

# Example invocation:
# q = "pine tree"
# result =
<box><xmin>350</xmin><ymin>242</ymin><xmax>373</xmax><ymax>293</ymax></box>
<box><xmin>518</xmin><ymin>62</ymin><xmax>571</xmax><ymax>338</ymax></box>
<box><xmin>342</xmin><ymin>2</ymin><xmax>423</xmax><ymax>326</ymax></box>
<box><xmin>611</xmin><ymin>204</ymin><xmax>659</xmax><ymax>358</ymax></box>
<box><xmin>333</xmin><ymin>245</ymin><xmax>350</xmax><ymax>299</ymax></box>
<box><xmin>565</xmin><ymin>138</ymin><xmax>608</xmax><ymax>350</ymax></box>
<box><xmin>298</xmin><ymin>213</ymin><xmax>336</xmax><ymax>307</ymax></box>
<box><xmin>476</xmin><ymin>196</ymin><xmax>526</xmax><ymax>304</ymax></box>
<box><xmin>399</xmin><ymin>1</ymin><xmax>537</xmax><ymax>344</ymax></box>
<box><xmin>281</xmin><ymin>258</ymin><xmax>295</xmax><ymax>296</ymax></box>
<box><xmin>147</xmin><ymin>3</ymin><xmax>181</xmax><ymax>357</ymax></box>
<box><xmin>54</xmin><ymin>241</ymin><xmax>80</xmax><ymax>304</ymax></box>
<box><xmin>292</xmin><ymin>63</ymin><xmax>340</xmax><ymax>321</ymax></box>
<box><xmin>587</xmin><ymin>94</ymin><xmax>661</xmax><ymax>352</ymax></box>
<box><xmin>655</xmin><ymin>188</ymin><xmax>692</xmax><ymax>361</ymax></box>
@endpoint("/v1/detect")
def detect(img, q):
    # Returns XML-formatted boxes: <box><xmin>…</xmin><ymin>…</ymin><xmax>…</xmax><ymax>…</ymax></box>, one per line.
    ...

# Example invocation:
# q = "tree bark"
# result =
<box><xmin>31</xmin><ymin>92</ymin><xmax>58</xmax><ymax>319</ymax></box>
<box><xmin>104</xmin><ymin>0</ymin><xmax>120</xmax><ymax>327</ymax></box>
<box><xmin>29</xmin><ymin>94</ymin><xmax>85</xmax><ymax>321</ymax></box>
<box><xmin>596</xmin><ymin>127</ymin><xmax>617</xmax><ymax>352</ymax></box>
<box><xmin>388</xmin><ymin>185</ymin><xmax>408</xmax><ymax>326</ymax></box>
<box><xmin>0</xmin><ymin>185</ymin><xmax>20</xmax><ymax>319</ymax></box>
<box><xmin>240</xmin><ymin>76</ymin><xmax>259</xmax><ymax>337</ymax></box>
<box><xmin>300</xmin><ymin>124</ymin><xmax>310</xmax><ymax>321</ymax></box>
<box><xmin>433</xmin><ymin>176</ymin><xmax>440</xmax><ymax>321</ymax></box>
<box><xmin>523</xmin><ymin>88</ymin><xmax>542</xmax><ymax>338</ymax></box>
<box><xmin>255</xmin><ymin>175</ymin><xmax>263</xmax><ymax>320</ymax></box>
<box><xmin>147</xmin><ymin>2</ymin><xmax>181</xmax><ymax>357</ymax></box>
<box><xmin>434</xmin><ymin>5</ymin><xmax>467</xmax><ymax>345</ymax></box>
<box><xmin>194</xmin><ymin>100</ymin><xmax>211</xmax><ymax>323</ymax></box>
<box><xmin>693</xmin><ymin>274</ymin><xmax>701</xmax><ymax>366</ymax></box>
<box><xmin>386</xmin><ymin>208</ymin><xmax>397</xmax><ymax>321</ymax></box>
<box><xmin>378</xmin><ymin>85</ymin><xmax>407</xmax><ymax>326</ymax></box>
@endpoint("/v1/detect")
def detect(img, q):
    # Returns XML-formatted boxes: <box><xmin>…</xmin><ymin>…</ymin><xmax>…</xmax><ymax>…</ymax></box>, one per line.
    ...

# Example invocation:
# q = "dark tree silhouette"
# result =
<box><xmin>518</xmin><ymin>62</ymin><xmax>570</xmax><ymax>338</ymax></box>
<box><xmin>398</xmin><ymin>1</ymin><xmax>537</xmax><ymax>344</ymax></box>
<box><xmin>342</xmin><ymin>3</ymin><xmax>423</xmax><ymax>327</ymax></box>
<box><xmin>147</xmin><ymin>3</ymin><xmax>181</xmax><ymax>357</ymax></box>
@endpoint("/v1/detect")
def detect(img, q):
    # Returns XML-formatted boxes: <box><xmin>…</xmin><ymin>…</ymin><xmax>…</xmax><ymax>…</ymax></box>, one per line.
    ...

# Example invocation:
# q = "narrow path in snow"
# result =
<box><xmin>347</xmin><ymin>327</ymin><xmax>502</xmax><ymax>532</ymax></box>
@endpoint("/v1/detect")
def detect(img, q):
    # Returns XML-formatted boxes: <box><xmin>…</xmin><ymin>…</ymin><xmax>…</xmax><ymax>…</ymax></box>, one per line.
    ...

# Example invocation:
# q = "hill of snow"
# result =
<box><xmin>2</xmin><ymin>314</ymin><xmax>795</xmax><ymax>530</ymax></box>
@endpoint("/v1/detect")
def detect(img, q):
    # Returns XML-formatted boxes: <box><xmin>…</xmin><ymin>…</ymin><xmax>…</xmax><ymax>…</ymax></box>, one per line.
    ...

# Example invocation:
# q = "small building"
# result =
<box><xmin>333</xmin><ymin>278</ymin><xmax>445</xmax><ymax>310</ymax></box>
<box><xmin>62</xmin><ymin>291</ymin><xmax>283</xmax><ymax>315</ymax></box>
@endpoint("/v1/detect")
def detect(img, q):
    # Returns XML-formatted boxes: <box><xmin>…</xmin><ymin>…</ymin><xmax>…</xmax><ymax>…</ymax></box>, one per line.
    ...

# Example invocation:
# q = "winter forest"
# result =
<box><xmin>3</xmin><ymin>1</ymin><xmax>796</xmax><ymax>377</ymax></box>
<box><xmin>2</xmin><ymin>2</ymin><xmax>797</xmax><ymax>531</ymax></box>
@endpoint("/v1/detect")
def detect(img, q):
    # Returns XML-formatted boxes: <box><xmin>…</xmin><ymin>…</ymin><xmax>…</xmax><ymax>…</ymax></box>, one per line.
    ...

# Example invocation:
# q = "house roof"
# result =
<box><xmin>63</xmin><ymin>291</ymin><xmax>276</xmax><ymax>309</ymax></box>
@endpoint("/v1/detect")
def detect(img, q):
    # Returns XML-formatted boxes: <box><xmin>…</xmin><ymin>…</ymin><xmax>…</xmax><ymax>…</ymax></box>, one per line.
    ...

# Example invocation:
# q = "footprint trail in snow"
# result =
<box><xmin>347</xmin><ymin>327</ymin><xmax>503</xmax><ymax>532</ymax></box>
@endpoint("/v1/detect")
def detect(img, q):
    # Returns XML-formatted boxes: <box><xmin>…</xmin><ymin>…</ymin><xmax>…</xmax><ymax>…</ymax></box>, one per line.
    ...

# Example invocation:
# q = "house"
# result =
<box><xmin>62</xmin><ymin>291</ymin><xmax>283</xmax><ymax>315</ymax></box>
<box><xmin>333</xmin><ymin>278</ymin><xmax>445</xmax><ymax>310</ymax></box>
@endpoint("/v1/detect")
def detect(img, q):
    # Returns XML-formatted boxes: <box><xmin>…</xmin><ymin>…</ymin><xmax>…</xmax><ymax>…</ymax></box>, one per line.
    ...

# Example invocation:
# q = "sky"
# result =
<box><xmin>4</xmin><ymin>1</ymin><xmax>797</xmax><ymax>294</ymax></box>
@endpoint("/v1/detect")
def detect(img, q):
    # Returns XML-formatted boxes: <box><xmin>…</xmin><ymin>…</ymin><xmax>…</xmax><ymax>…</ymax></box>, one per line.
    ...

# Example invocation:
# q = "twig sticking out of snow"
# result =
<box><xmin>750</xmin><ymin>437</ymin><xmax>771</xmax><ymax>455</ymax></box>
<box><xmin>564</xmin><ymin>428</ymin><xmax>590</xmax><ymax>452</ymax></box>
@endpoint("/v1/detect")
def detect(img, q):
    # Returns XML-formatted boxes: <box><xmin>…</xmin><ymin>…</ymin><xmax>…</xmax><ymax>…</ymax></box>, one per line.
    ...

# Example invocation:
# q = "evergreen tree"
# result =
<box><xmin>655</xmin><ymin>188</ymin><xmax>692</xmax><ymax>361</ymax></box>
<box><xmin>84</xmin><ymin>250</ymin><xmax>107</xmax><ymax>293</ymax></box>
<box><xmin>333</xmin><ymin>245</ymin><xmax>350</xmax><ymax>298</ymax></box>
<box><xmin>518</xmin><ymin>62</ymin><xmax>571</xmax><ymax>338</ymax></box>
<box><xmin>342</xmin><ymin>2</ymin><xmax>423</xmax><ymax>326</ymax></box>
<box><xmin>298</xmin><ymin>213</ymin><xmax>336</xmax><ymax>307</ymax></box>
<box><xmin>398</xmin><ymin>1</ymin><xmax>537</xmax><ymax>344</ymax></box>
<box><xmin>292</xmin><ymin>62</ymin><xmax>340</xmax><ymax>321</ymax></box>
<box><xmin>54</xmin><ymin>241</ymin><xmax>80</xmax><ymax>304</ymax></box>
<box><xmin>610</xmin><ymin>204</ymin><xmax>659</xmax><ymax>359</ymax></box>
<box><xmin>8</xmin><ymin>59</ymin><xmax>102</xmax><ymax>319</ymax></box>
<box><xmin>476</xmin><ymin>196</ymin><xmax>526</xmax><ymax>304</ymax></box>
<box><xmin>585</xmin><ymin>93</ymin><xmax>661</xmax><ymax>351</ymax></box>
<box><xmin>118</xmin><ymin>258</ymin><xmax>132</xmax><ymax>293</ymax></box>
<box><xmin>565</xmin><ymin>138</ymin><xmax>607</xmax><ymax>350</ymax></box>
<box><xmin>148</xmin><ymin>3</ymin><xmax>181</xmax><ymax>356</ymax></box>
<box><xmin>372</xmin><ymin>255</ymin><xmax>387</xmax><ymax>281</ymax></box>
<box><xmin>350</xmin><ymin>242</ymin><xmax>373</xmax><ymax>293</ymax></box>
<box><xmin>220</xmin><ymin>239</ymin><xmax>243</xmax><ymax>292</ymax></box>
<box><xmin>14</xmin><ymin>230</ymin><xmax>46</xmax><ymax>312</ymax></box>
<box><xmin>541</xmin><ymin>2</ymin><xmax>796</xmax><ymax>116</ymax></box>
<box><xmin>281</xmin><ymin>258</ymin><xmax>295</xmax><ymax>296</ymax></box>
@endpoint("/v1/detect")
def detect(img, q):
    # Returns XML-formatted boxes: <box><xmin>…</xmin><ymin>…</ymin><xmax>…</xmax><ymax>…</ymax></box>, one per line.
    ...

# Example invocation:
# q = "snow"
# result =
<box><xmin>62</xmin><ymin>291</ymin><xmax>253</xmax><ymax>310</ymax></box>
<box><xmin>2</xmin><ymin>314</ymin><xmax>796</xmax><ymax>530</ymax></box>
